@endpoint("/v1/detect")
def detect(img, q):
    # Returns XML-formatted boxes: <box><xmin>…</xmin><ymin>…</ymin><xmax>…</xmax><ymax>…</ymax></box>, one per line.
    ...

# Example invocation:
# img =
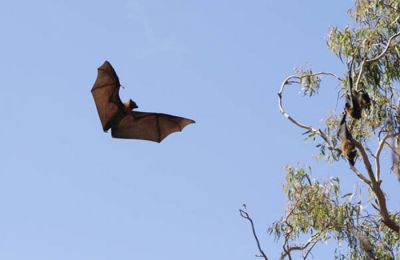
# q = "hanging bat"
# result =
<box><xmin>345</xmin><ymin>64</ymin><xmax>371</xmax><ymax>119</ymax></box>
<box><xmin>337</xmin><ymin>112</ymin><xmax>357</xmax><ymax>166</ymax></box>
<box><xmin>358</xmin><ymin>91</ymin><xmax>371</xmax><ymax>110</ymax></box>
<box><xmin>91</xmin><ymin>61</ymin><xmax>195</xmax><ymax>142</ymax></box>
<box><xmin>345</xmin><ymin>73</ymin><xmax>362</xmax><ymax>120</ymax></box>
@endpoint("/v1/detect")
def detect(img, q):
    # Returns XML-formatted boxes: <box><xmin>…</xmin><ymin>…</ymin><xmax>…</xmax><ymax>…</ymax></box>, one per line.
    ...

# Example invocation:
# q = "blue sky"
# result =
<box><xmin>2</xmin><ymin>1</ymin><xmax>397</xmax><ymax>259</ymax></box>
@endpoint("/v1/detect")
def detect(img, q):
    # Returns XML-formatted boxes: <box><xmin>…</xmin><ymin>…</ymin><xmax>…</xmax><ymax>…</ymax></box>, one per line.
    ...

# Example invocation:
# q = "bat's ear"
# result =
<box><xmin>129</xmin><ymin>99</ymin><xmax>138</xmax><ymax>110</ymax></box>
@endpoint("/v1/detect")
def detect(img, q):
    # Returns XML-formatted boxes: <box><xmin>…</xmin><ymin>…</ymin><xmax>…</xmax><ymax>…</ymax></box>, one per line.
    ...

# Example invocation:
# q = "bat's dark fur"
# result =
<box><xmin>337</xmin><ymin>112</ymin><xmax>357</xmax><ymax>166</ymax></box>
<box><xmin>91</xmin><ymin>61</ymin><xmax>195</xmax><ymax>142</ymax></box>
<box><xmin>345</xmin><ymin>72</ymin><xmax>371</xmax><ymax>120</ymax></box>
<box><xmin>359</xmin><ymin>91</ymin><xmax>371</xmax><ymax>110</ymax></box>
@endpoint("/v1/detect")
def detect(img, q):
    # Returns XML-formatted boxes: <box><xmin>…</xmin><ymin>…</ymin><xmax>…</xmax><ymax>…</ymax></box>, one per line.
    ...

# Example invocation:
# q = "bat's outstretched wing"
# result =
<box><xmin>91</xmin><ymin>61</ymin><xmax>124</xmax><ymax>131</ymax></box>
<box><xmin>111</xmin><ymin>112</ymin><xmax>195</xmax><ymax>142</ymax></box>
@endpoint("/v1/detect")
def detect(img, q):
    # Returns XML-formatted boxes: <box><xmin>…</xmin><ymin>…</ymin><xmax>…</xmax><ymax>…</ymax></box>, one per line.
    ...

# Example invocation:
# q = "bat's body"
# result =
<box><xmin>341</xmin><ymin>139</ymin><xmax>356</xmax><ymax>166</ymax></box>
<box><xmin>337</xmin><ymin>112</ymin><xmax>357</xmax><ymax>166</ymax></box>
<box><xmin>345</xmin><ymin>74</ymin><xmax>362</xmax><ymax>120</ymax></box>
<box><xmin>359</xmin><ymin>91</ymin><xmax>371</xmax><ymax>110</ymax></box>
<box><xmin>91</xmin><ymin>61</ymin><xmax>195</xmax><ymax>142</ymax></box>
<box><xmin>345</xmin><ymin>74</ymin><xmax>370</xmax><ymax>120</ymax></box>
<box><xmin>345</xmin><ymin>93</ymin><xmax>362</xmax><ymax>120</ymax></box>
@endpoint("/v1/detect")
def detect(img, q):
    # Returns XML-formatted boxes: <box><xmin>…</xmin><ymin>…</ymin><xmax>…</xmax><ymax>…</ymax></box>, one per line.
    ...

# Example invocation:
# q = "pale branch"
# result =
<box><xmin>239</xmin><ymin>208</ymin><xmax>269</xmax><ymax>260</ymax></box>
<box><xmin>375</xmin><ymin>132</ymin><xmax>400</xmax><ymax>181</ymax></box>
<box><xmin>353</xmin><ymin>140</ymin><xmax>400</xmax><ymax>233</ymax></box>
<box><xmin>280</xmin><ymin>230</ymin><xmax>326</xmax><ymax>260</ymax></box>
<box><xmin>390</xmin><ymin>15</ymin><xmax>400</xmax><ymax>26</ymax></box>
<box><xmin>366</xmin><ymin>30</ymin><xmax>400</xmax><ymax>63</ymax></box>
<box><xmin>278</xmin><ymin>71</ymin><xmax>373</xmax><ymax>187</ymax></box>
<box><xmin>384</xmin><ymin>141</ymin><xmax>397</xmax><ymax>154</ymax></box>
<box><xmin>277</xmin><ymin>72</ymin><xmax>342</xmax><ymax>146</ymax></box>
<box><xmin>350</xmin><ymin>164</ymin><xmax>372</xmax><ymax>187</ymax></box>
<box><xmin>354</xmin><ymin>57</ymin><xmax>367</xmax><ymax>92</ymax></box>
<box><xmin>303</xmin><ymin>239</ymin><xmax>318</xmax><ymax>259</ymax></box>
<box><xmin>354</xmin><ymin>29</ymin><xmax>400</xmax><ymax>91</ymax></box>
<box><xmin>279</xmin><ymin>69</ymin><xmax>400</xmax><ymax>233</ymax></box>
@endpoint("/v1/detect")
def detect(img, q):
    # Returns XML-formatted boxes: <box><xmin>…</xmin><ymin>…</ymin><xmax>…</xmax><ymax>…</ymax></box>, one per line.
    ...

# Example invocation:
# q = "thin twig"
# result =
<box><xmin>240</xmin><ymin>208</ymin><xmax>269</xmax><ymax>260</ymax></box>
<box><xmin>375</xmin><ymin>132</ymin><xmax>400</xmax><ymax>181</ymax></box>
<box><xmin>366</xmin><ymin>30</ymin><xmax>400</xmax><ymax>63</ymax></box>
<box><xmin>278</xmin><ymin>72</ymin><xmax>342</xmax><ymax>146</ymax></box>
<box><xmin>280</xmin><ymin>230</ymin><xmax>325</xmax><ymax>260</ymax></box>
<box><xmin>303</xmin><ymin>239</ymin><xmax>319</xmax><ymax>259</ymax></box>
<box><xmin>350</xmin><ymin>164</ymin><xmax>372</xmax><ymax>187</ymax></box>
<box><xmin>354</xmin><ymin>29</ymin><xmax>400</xmax><ymax>91</ymax></box>
<box><xmin>354</xmin><ymin>57</ymin><xmax>366</xmax><ymax>91</ymax></box>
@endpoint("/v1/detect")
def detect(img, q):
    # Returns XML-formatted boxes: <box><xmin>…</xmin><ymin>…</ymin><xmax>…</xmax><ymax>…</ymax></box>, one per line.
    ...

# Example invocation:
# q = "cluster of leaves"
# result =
<box><xmin>296</xmin><ymin>68</ymin><xmax>321</xmax><ymax>97</ymax></box>
<box><xmin>243</xmin><ymin>1</ymin><xmax>400</xmax><ymax>259</ymax></box>
<box><xmin>305</xmin><ymin>0</ymin><xmax>400</xmax><ymax>164</ymax></box>
<box><xmin>268</xmin><ymin>166</ymin><xmax>400</xmax><ymax>259</ymax></box>
<box><xmin>327</xmin><ymin>0</ymin><xmax>400</xmax><ymax>133</ymax></box>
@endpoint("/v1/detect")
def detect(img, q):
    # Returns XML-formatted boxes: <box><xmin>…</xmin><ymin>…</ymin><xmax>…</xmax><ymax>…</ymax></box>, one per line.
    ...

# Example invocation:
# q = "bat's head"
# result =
<box><xmin>126</xmin><ymin>99</ymin><xmax>138</xmax><ymax>110</ymax></box>
<box><xmin>344</xmin><ymin>102</ymin><xmax>352</xmax><ymax>115</ymax></box>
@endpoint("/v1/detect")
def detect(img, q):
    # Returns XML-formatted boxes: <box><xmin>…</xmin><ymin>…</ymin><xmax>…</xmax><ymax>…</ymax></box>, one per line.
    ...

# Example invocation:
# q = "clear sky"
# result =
<box><xmin>2</xmin><ymin>1</ymin><xmax>397</xmax><ymax>259</ymax></box>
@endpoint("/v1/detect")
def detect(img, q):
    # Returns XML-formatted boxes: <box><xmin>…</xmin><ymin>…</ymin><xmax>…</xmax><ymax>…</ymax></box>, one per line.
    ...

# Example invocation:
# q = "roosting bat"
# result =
<box><xmin>91</xmin><ymin>61</ymin><xmax>195</xmax><ymax>142</ymax></box>
<box><xmin>337</xmin><ymin>112</ymin><xmax>357</xmax><ymax>166</ymax></box>
<box><xmin>359</xmin><ymin>91</ymin><xmax>371</xmax><ymax>110</ymax></box>
<box><xmin>345</xmin><ymin>74</ymin><xmax>362</xmax><ymax>120</ymax></box>
<box><xmin>345</xmin><ymin>70</ymin><xmax>371</xmax><ymax>120</ymax></box>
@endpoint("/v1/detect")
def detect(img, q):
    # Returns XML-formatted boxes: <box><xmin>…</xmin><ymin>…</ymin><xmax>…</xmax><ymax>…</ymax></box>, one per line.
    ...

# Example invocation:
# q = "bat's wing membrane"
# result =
<box><xmin>91</xmin><ymin>61</ymin><xmax>123</xmax><ymax>131</ymax></box>
<box><xmin>111</xmin><ymin>111</ymin><xmax>195</xmax><ymax>142</ymax></box>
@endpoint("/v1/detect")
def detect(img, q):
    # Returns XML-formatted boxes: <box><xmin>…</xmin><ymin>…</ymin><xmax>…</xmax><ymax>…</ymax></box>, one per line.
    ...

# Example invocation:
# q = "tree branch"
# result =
<box><xmin>354</xmin><ymin>29</ymin><xmax>400</xmax><ymax>91</ymax></box>
<box><xmin>277</xmin><ymin>72</ymin><xmax>342</xmax><ymax>146</ymax></box>
<box><xmin>278</xmin><ymin>69</ymin><xmax>400</xmax><ymax>233</ymax></box>
<box><xmin>280</xmin><ymin>230</ymin><xmax>325</xmax><ymax>260</ymax></box>
<box><xmin>366</xmin><ymin>30</ymin><xmax>400</xmax><ymax>63</ymax></box>
<box><xmin>353</xmin><ymin>140</ymin><xmax>400</xmax><ymax>233</ymax></box>
<box><xmin>375</xmin><ymin>132</ymin><xmax>400</xmax><ymax>181</ymax></box>
<box><xmin>350</xmin><ymin>164</ymin><xmax>372</xmax><ymax>187</ymax></box>
<box><xmin>240</xmin><ymin>207</ymin><xmax>269</xmax><ymax>260</ymax></box>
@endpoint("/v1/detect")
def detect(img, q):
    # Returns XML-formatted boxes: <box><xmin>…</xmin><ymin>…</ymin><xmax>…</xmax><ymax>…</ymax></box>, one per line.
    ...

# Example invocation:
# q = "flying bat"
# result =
<box><xmin>91</xmin><ymin>61</ymin><xmax>195</xmax><ymax>142</ymax></box>
<box><xmin>337</xmin><ymin>112</ymin><xmax>357</xmax><ymax>166</ymax></box>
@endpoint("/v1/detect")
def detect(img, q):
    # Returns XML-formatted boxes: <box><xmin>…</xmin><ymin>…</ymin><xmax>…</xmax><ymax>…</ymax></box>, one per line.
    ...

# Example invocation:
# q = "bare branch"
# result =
<box><xmin>350</xmin><ymin>164</ymin><xmax>372</xmax><ymax>187</ymax></box>
<box><xmin>366</xmin><ymin>30</ymin><xmax>400</xmax><ymax>63</ymax></box>
<box><xmin>279</xmin><ymin>67</ymin><xmax>400</xmax><ymax>233</ymax></box>
<box><xmin>280</xmin><ymin>230</ymin><xmax>325</xmax><ymax>260</ymax></box>
<box><xmin>277</xmin><ymin>72</ymin><xmax>342</xmax><ymax>146</ymax></box>
<box><xmin>353</xmin><ymin>140</ymin><xmax>400</xmax><ymax>233</ymax></box>
<box><xmin>354</xmin><ymin>29</ymin><xmax>400</xmax><ymax>91</ymax></box>
<box><xmin>354</xmin><ymin>57</ymin><xmax>366</xmax><ymax>92</ymax></box>
<box><xmin>375</xmin><ymin>132</ymin><xmax>400</xmax><ymax>181</ymax></box>
<box><xmin>303</xmin><ymin>239</ymin><xmax>319</xmax><ymax>259</ymax></box>
<box><xmin>240</xmin><ymin>208</ymin><xmax>269</xmax><ymax>260</ymax></box>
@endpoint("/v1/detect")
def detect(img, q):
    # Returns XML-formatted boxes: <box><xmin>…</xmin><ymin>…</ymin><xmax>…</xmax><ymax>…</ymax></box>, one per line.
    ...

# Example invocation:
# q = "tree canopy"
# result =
<box><xmin>242</xmin><ymin>1</ymin><xmax>400</xmax><ymax>258</ymax></box>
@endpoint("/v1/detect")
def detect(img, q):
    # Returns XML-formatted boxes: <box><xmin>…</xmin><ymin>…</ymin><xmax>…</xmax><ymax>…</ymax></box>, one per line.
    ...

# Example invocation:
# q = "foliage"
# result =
<box><xmin>267</xmin><ymin>166</ymin><xmax>399</xmax><ymax>259</ymax></box>
<box><xmin>242</xmin><ymin>1</ymin><xmax>400</xmax><ymax>259</ymax></box>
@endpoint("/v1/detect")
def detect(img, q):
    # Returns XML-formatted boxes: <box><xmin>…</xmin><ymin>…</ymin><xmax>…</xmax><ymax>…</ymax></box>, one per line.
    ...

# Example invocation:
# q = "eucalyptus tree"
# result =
<box><xmin>241</xmin><ymin>1</ymin><xmax>400</xmax><ymax>258</ymax></box>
